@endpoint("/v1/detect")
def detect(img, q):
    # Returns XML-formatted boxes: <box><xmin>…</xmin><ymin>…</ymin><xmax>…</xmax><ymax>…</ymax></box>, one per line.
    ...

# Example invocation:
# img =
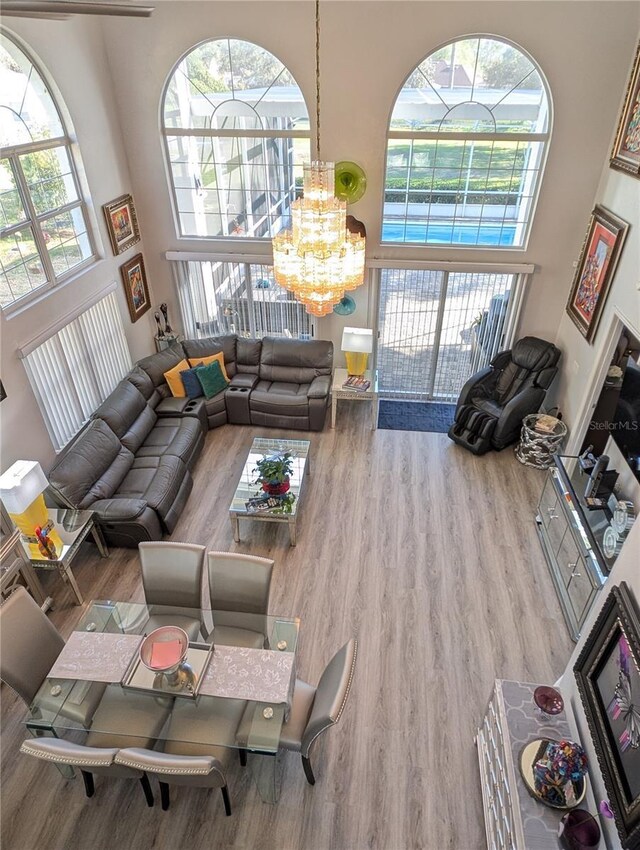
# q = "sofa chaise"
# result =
<box><xmin>47</xmin><ymin>334</ymin><xmax>333</xmax><ymax>546</ymax></box>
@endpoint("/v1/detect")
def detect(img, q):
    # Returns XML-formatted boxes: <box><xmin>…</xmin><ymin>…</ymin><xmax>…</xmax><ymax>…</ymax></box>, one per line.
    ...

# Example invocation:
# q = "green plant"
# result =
<box><xmin>268</xmin><ymin>492</ymin><xmax>296</xmax><ymax>514</ymax></box>
<box><xmin>252</xmin><ymin>452</ymin><xmax>294</xmax><ymax>485</ymax></box>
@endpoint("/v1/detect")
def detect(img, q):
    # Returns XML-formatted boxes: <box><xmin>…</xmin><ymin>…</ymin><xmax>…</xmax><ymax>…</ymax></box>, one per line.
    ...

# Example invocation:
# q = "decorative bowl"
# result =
<box><xmin>139</xmin><ymin>626</ymin><xmax>189</xmax><ymax>674</ymax></box>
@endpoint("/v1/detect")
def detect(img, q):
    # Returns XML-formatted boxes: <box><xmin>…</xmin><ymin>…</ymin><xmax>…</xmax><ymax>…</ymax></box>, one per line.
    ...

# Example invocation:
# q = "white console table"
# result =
<box><xmin>476</xmin><ymin>679</ymin><xmax>603</xmax><ymax>850</ymax></box>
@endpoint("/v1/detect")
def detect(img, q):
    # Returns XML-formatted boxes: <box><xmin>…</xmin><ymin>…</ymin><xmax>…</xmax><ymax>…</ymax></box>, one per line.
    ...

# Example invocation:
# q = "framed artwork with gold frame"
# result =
<box><xmin>103</xmin><ymin>193</ymin><xmax>140</xmax><ymax>255</ymax></box>
<box><xmin>565</xmin><ymin>205</ymin><xmax>629</xmax><ymax>343</ymax></box>
<box><xmin>611</xmin><ymin>42</ymin><xmax>640</xmax><ymax>178</ymax></box>
<box><xmin>120</xmin><ymin>254</ymin><xmax>150</xmax><ymax>323</ymax></box>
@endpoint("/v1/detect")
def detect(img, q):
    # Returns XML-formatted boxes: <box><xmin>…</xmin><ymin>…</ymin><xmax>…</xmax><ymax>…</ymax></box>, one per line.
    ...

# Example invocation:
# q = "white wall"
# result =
<box><xmin>0</xmin><ymin>17</ymin><xmax>157</xmax><ymax>470</ymax></box>
<box><xmin>558</xmin><ymin>520</ymin><xmax>640</xmax><ymax>850</ymax></box>
<box><xmin>552</xmin><ymin>90</ymin><xmax>640</xmax><ymax>439</ymax></box>
<box><xmin>99</xmin><ymin>1</ymin><xmax>640</xmax><ymax>359</ymax></box>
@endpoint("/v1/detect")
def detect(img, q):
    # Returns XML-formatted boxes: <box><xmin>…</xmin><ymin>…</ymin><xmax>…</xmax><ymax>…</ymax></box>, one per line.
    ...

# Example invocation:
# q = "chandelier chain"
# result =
<box><xmin>315</xmin><ymin>0</ymin><xmax>320</xmax><ymax>160</ymax></box>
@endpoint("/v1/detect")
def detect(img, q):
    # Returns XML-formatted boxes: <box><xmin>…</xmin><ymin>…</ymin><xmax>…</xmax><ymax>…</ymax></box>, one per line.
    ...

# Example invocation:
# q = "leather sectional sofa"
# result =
<box><xmin>47</xmin><ymin>334</ymin><xmax>333</xmax><ymax>547</ymax></box>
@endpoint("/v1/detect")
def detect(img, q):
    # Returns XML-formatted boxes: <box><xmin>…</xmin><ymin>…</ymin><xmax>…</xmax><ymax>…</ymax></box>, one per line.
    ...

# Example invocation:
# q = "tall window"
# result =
<box><xmin>21</xmin><ymin>290</ymin><xmax>132</xmax><ymax>450</ymax></box>
<box><xmin>383</xmin><ymin>36</ymin><xmax>551</xmax><ymax>248</ymax></box>
<box><xmin>162</xmin><ymin>39</ymin><xmax>310</xmax><ymax>239</ymax></box>
<box><xmin>0</xmin><ymin>32</ymin><xmax>95</xmax><ymax>309</ymax></box>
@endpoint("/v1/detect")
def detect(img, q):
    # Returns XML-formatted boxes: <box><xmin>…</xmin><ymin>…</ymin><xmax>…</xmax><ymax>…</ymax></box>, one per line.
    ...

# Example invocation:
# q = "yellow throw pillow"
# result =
<box><xmin>164</xmin><ymin>359</ymin><xmax>190</xmax><ymax>397</ymax></box>
<box><xmin>188</xmin><ymin>351</ymin><xmax>229</xmax><ymax>382</ymax></box>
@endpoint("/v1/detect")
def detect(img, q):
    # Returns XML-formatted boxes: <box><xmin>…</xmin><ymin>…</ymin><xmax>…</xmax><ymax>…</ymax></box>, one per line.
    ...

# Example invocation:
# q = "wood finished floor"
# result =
<box><xmin>1</xmin><ymin>405</ymin><xmax>574</xmax><ymax>850</ymax></box>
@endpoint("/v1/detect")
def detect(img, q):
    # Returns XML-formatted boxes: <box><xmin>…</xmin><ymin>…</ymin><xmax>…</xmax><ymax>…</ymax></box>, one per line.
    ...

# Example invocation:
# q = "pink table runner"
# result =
<box><xmin>47</xmin><ymin>631</ymin><xmax>295</xmax><ymax>705</ymax></box>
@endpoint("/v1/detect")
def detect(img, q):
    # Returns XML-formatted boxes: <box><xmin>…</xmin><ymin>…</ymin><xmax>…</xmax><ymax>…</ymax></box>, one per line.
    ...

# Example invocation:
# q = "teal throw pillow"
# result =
<box><xmin>180</xmin><ymin>367</ymin><xmax>205</xmax><ymax>399</ymax></box>
<box><xmin>196</xmin><ymin>359</ymin><xmax>229</xmax><ymax>399</ymax></box>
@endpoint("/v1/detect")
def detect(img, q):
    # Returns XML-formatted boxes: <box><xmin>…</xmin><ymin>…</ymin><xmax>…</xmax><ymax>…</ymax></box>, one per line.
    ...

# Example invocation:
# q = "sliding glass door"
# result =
<box><xmin>375</xmin><ymin>267</ymin><xmax>527</xmax><ymax>402</ymax></box>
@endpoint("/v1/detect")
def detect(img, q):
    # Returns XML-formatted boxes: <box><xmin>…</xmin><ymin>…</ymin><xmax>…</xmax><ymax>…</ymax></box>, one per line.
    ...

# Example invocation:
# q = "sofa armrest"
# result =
<box><xmin>308</xmin><ymin>375</ymin><xmax>331</xmax><ymax>399</ymax></box>
<box><xmin>229</xmin><ymin>373</ymin><xmax>259</xmax><ymax>390</ymax></box>
<box><xmin>156</xmin><ymin>397</ymin><xmax>201</xmax><ymax>416</ymax></box>
<box><xmin>90</xmin><ymin>498</ymin><xmax>148</xmax><ymax>522</ymax></box>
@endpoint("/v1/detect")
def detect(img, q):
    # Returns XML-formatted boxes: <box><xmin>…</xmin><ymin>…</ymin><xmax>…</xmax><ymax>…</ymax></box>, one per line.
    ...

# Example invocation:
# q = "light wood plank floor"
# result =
<box><xmin>1</xmin><ymin>405</ymin><xmax>574</xmax><ymax>850</ymax></box>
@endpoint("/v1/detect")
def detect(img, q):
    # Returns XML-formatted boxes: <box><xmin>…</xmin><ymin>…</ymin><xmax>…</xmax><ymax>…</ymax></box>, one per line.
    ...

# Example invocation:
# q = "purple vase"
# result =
<box><xmin>558</xmin><ymin>809</ymin><xmax>601</xmax><ymax>850</ymax></box>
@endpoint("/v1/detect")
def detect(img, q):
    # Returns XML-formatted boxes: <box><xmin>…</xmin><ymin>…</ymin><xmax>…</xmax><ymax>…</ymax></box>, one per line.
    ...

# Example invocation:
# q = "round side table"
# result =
<box><xmin>515</xmin><ymin>414</ymin><xmax>568</xmax><ymax>469</ymax></box>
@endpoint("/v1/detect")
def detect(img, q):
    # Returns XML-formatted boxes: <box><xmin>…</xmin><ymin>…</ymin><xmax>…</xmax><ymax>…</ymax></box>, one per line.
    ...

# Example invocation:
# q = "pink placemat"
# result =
<box><xmin>200</xmin><ymin>646</ymin><xmax>295</xmax><ymax>704</ymax></box>
<box><xmin>47</xmin><ymin>632</ymin><xmax>142</xmax><ymax>682</ymax></box>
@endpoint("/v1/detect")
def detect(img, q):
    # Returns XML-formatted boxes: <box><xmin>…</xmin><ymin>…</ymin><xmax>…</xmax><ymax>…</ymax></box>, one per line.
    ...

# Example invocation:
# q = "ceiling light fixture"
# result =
<box><xmin>272</xmin><ymin>0</ymin><xmax>365</xmax><ymax>317</ymax></box>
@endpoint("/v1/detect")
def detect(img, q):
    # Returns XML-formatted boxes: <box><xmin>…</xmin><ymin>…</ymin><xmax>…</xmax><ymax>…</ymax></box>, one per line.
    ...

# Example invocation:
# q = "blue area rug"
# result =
<box><xmin>377</xmin><ymin>400</ymin><xmax>457</xmax><ymax>434</ymax></box>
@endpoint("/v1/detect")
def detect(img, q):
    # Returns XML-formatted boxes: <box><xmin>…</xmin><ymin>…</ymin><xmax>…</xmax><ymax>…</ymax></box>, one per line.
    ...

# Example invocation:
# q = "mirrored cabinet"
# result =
<box><xmin>536</xmin><ymin>455</ymin><xmax>634</xmax><ymax>640</ymax></box>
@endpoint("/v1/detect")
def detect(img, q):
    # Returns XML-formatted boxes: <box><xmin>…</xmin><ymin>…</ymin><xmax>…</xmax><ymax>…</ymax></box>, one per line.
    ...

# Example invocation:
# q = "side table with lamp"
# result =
<box><xmin>0</xmin><ymin>461</ymin><xmax>108</xmax><ymax>606</ymax></box>
<box><xmin>332</xmin><ymin>327</ymin><xmax>379</xmax><ymax>430</ymax></box>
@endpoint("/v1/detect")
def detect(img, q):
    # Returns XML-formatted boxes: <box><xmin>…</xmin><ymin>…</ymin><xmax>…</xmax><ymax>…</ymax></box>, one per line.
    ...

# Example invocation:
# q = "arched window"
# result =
<box><xmin>383</xmin><ymin>36</ymin><xmax>551</xmax><ymax>248</ymax></box>
<box><xmin>0</xmin><ymin>32</ymin><xmax>95</xmax><ymax>308</ymax></box>
<box><xmin>162</xmin><ymin>39</ymin><xmax>310</xmax><ymax>239</ymax></box>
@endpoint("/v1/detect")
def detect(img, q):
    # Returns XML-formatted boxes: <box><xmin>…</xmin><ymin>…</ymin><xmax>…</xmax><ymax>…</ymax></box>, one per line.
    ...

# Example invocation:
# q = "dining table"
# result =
<box><xmin>26</xmin><ymin>600</ymin><xmax>300</xmax><ymax>803</ymax></box>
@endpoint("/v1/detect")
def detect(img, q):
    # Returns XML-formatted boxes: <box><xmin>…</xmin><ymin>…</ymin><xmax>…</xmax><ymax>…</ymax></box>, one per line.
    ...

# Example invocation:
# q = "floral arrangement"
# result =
<box><xmin>533</xmin><ymin>739</ymin><xmax>588</xmax><ymax>807</ymax></box>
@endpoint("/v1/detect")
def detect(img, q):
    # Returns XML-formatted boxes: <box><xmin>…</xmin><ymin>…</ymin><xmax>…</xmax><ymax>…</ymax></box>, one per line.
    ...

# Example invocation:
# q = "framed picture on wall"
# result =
<box><xmin>120</xmin><ymin>253</ymin><xmax>151</xmax><ymax>323</ymax></box>
<box><xmin>103</xmin><ymin>193</ymin><xmax>140</xmax><ymax>255</ymax></box>
<box><xmin>574</xmin><ymin>582</ymin><xmax>640</xmax><ymax>850</ymax></box>
<box><xmin>565</xmin><ymin>205</ymin><xmax>629</xmax><ymax>343</ymax></box>
<box><xmin>611</xmin><ymin>42</ymin><xmax>640</xmax><ymax>178</ymax></box>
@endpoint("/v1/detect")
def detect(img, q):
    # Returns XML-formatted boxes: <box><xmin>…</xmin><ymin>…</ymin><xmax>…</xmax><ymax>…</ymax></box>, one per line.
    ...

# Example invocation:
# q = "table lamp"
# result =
<box><xmin>341</xmin><ymin>327</ymin><xmax>373</xmax><ymax>376</ymax></box>
<box><xmin>0</xmin><ymin>460</ymin><xmax>61</xmax><ymax>558</ymax></box>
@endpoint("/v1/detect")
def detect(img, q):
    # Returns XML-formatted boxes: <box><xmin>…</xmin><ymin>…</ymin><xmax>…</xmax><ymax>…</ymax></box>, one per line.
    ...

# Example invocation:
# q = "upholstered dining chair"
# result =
<box><xmin>0</xmin><ymin>587</ymin><xmax>64</xmax><ymax>706</ymax></box>
<box><xmin>114</xmin><ymin>748</ymin><xmax>232</xmax><ymax>815</ymax></box>
<box><xmin>0</xmin><ymin>587</ymin><xmax>106</xmax><ymax>726</ymax></box>
<box><xmin>206</xmin><ymin>551</ymin><xmax>274</xmax><ymax>648</ymax></box>
<box><xmin>20</xmin><ymin>738</ymin><xmax>155</xmax><ymax>806</ymax></box>
<box><xmin>138</xmin><ymin>542</ymin><xmax>205</xmax><ymax>640</ymax></box>
<box><xmin>240</xmin><ymin>638</ymin><xmax>357</xmax><ymax>785</ymax></box>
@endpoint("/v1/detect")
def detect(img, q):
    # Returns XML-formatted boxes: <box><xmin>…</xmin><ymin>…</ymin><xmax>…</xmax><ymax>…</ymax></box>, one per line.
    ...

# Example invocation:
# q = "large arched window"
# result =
<box><xmin>383</xmin><ymin>36</ymin><xmax>551</xmax><ymax>248</ymax></box>
<box><xmin>162</xmin><ymin>39</ymin><xmax>310</xmax><ymax>239</ymax></box>
<box><xmin>0</xmin><ymin>31</ymin><xmax>95</xmax><ymax>308</ymax></box>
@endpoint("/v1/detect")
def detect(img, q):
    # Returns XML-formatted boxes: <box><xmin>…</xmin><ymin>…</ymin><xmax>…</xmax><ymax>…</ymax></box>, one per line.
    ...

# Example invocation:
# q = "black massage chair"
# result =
<box><xmin>448</xmin><ymin>336</ymin><xmax>561</xmax><ymax>455</ymax></box>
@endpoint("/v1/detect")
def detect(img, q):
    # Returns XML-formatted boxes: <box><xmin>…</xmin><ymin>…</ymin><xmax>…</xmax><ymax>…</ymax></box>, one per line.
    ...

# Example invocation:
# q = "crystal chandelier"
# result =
<box><xmin>272</xmin><ymin>0</ymin><xmax>365</xmax><ymax>317</ymax></box>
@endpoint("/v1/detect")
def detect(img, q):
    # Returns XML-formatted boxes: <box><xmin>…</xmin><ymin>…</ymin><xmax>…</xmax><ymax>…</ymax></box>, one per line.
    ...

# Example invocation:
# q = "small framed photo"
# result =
<box><xmin>574</xmin><ymin>583</ymin><xmax>640</xmax><ymax>849</ymax></box>
<box><xmin>120</xmin><ymin>253</ymin><xmax>151</xmax><ymax>323</ymax></box>
<box><xmin>611</xmin><ymin>42</ymin><xmax>640</xmax><ymax>178</ymax></box>
<box><xmin>103</xmin><ymin>193</ymin><xmax>140</xmax><ymax>255</ymax></box>
<box><xmin>566</xmin><ymin>205</ymin><xmax>629</xmax><ymax>343</ymax></box>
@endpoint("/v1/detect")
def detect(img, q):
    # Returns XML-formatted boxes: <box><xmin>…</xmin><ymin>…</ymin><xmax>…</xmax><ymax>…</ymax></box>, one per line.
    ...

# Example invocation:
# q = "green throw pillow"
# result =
<box><xmin>196</xmin><ymin>359</ymin><xmax>229</xmax><ymax>399</ymax></box>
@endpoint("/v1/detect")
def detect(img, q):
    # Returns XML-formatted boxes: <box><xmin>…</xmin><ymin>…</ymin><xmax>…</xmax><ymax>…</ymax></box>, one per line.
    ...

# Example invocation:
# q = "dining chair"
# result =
<box><xmin>114</xmin><ymin>748</ymin><xmax>232</xmax><ymax>815</ymax></box>
<box><xmin>19</xmin><ymin>738</ymin><xmax>155</xmax><ymax>806</ymax></box>
<box><xmin>0</xmin><ymin>587</ymin><xmax>64</xmax><ymax>706</ymax></box>
<box><xmin>239</xmin><ymin>638</ymin><xmax>357</xmax><ymax>785</ymax></box>
<box><xmin>207</xmin><ymin>551</ymin><xmax>274</xmax><ymax>648</ymax></box>
<box><xmin>138</xmin><ymin>542</ymin><xmax>205</xmax><ymax>640</ymax></box>
<box><xmin>115</xmin><ymin>691</ymin><xmax>246</xmax><ymax>813</ymax></box>
<box><xmin>0</xmin><ymin>587</ymin><xmax>106</xmax><ymax>726</ymax></box>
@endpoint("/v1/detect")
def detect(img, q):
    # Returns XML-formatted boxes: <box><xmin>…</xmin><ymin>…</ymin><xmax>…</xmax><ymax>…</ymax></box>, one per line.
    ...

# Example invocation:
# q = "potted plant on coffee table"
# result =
<box><xmin>253</xmin><ymin>452</ymin><xmax>294</xmax><ymax>496</ymax></box>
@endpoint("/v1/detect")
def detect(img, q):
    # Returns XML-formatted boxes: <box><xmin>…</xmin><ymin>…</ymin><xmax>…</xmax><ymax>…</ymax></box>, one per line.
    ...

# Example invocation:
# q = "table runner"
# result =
<box><xmin>47</xmin><ymin>631</ymin><xmax>295</xmax><ymax>704</ymax></box>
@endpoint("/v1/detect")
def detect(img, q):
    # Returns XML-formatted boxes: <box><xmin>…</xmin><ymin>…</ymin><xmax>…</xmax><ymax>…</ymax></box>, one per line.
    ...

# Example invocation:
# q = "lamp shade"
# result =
<box><xmin>0</xmin><ymin>460</ymin><xmax>48</xmax><ymax>514</ymax></box>
<box><xmin>341</xmin><ymin>327</ymin><xmax>373</xmax><ymax>354</ymax></box>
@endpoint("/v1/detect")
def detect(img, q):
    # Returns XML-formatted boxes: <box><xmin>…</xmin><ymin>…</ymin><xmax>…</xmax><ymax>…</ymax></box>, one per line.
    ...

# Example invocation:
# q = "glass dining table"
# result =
<box><xmin>26</xmin><ymin>600</ymin><xmax>300</xmax><ymax>803</ymax></box>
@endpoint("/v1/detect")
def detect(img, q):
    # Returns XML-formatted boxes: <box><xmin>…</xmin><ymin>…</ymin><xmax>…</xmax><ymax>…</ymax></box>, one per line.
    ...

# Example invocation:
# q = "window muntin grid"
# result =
<box><xmin>0</xmin><ymin>33</ymin><xmax>95</xmax><ymax>308</ymax></box>
<box><xmin>383</xmin><ymin>36</ymin><xmax>551</xmax><ymax>248</ymax></box>
<box><xmin>162</xmin><ymin>38</ymin><xmax>310</xmax><ymax>239</ymax></box>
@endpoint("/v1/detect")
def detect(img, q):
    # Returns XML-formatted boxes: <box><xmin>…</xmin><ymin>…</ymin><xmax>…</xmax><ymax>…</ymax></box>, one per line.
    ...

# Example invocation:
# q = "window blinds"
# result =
<box><xmin>22</xmin><ymin>291</ymin><xmax>132</xmax><ymax>450</ymax></box>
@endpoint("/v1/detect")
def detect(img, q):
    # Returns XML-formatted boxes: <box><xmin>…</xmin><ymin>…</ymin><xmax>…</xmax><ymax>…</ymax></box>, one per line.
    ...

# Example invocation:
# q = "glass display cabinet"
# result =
<box><xmin>535</xmin><ymin>455</ymin><xmax>634</xmax><ymax>640</ymax></box>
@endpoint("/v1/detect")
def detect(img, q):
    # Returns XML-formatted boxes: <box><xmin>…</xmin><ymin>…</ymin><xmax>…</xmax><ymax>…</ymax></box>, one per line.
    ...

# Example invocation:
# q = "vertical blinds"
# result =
<box><xmin>171</xmin><ymin>259</ymin><xmax>313</xmax><ymax>340</ymax></box>
<box><xmin>22</xmin><ymin>291</ymin><xmax>132</xmax><ymax>450</ymax></box>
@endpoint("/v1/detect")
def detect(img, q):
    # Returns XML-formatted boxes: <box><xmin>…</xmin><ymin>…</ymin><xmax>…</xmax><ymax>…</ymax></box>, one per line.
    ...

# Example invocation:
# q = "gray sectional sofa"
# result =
<box><xmin>47</xmin><ymin>334</ymin><xmax>333</xmax><ymax>547</ymax></box>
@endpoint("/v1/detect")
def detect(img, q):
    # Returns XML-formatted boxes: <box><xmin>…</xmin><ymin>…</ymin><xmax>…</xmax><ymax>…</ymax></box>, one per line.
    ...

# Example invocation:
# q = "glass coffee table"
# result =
<box><xmin>229</xmin><ymin>437</ymin><xmax>311</xmax><ymax>547</ymax></box>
